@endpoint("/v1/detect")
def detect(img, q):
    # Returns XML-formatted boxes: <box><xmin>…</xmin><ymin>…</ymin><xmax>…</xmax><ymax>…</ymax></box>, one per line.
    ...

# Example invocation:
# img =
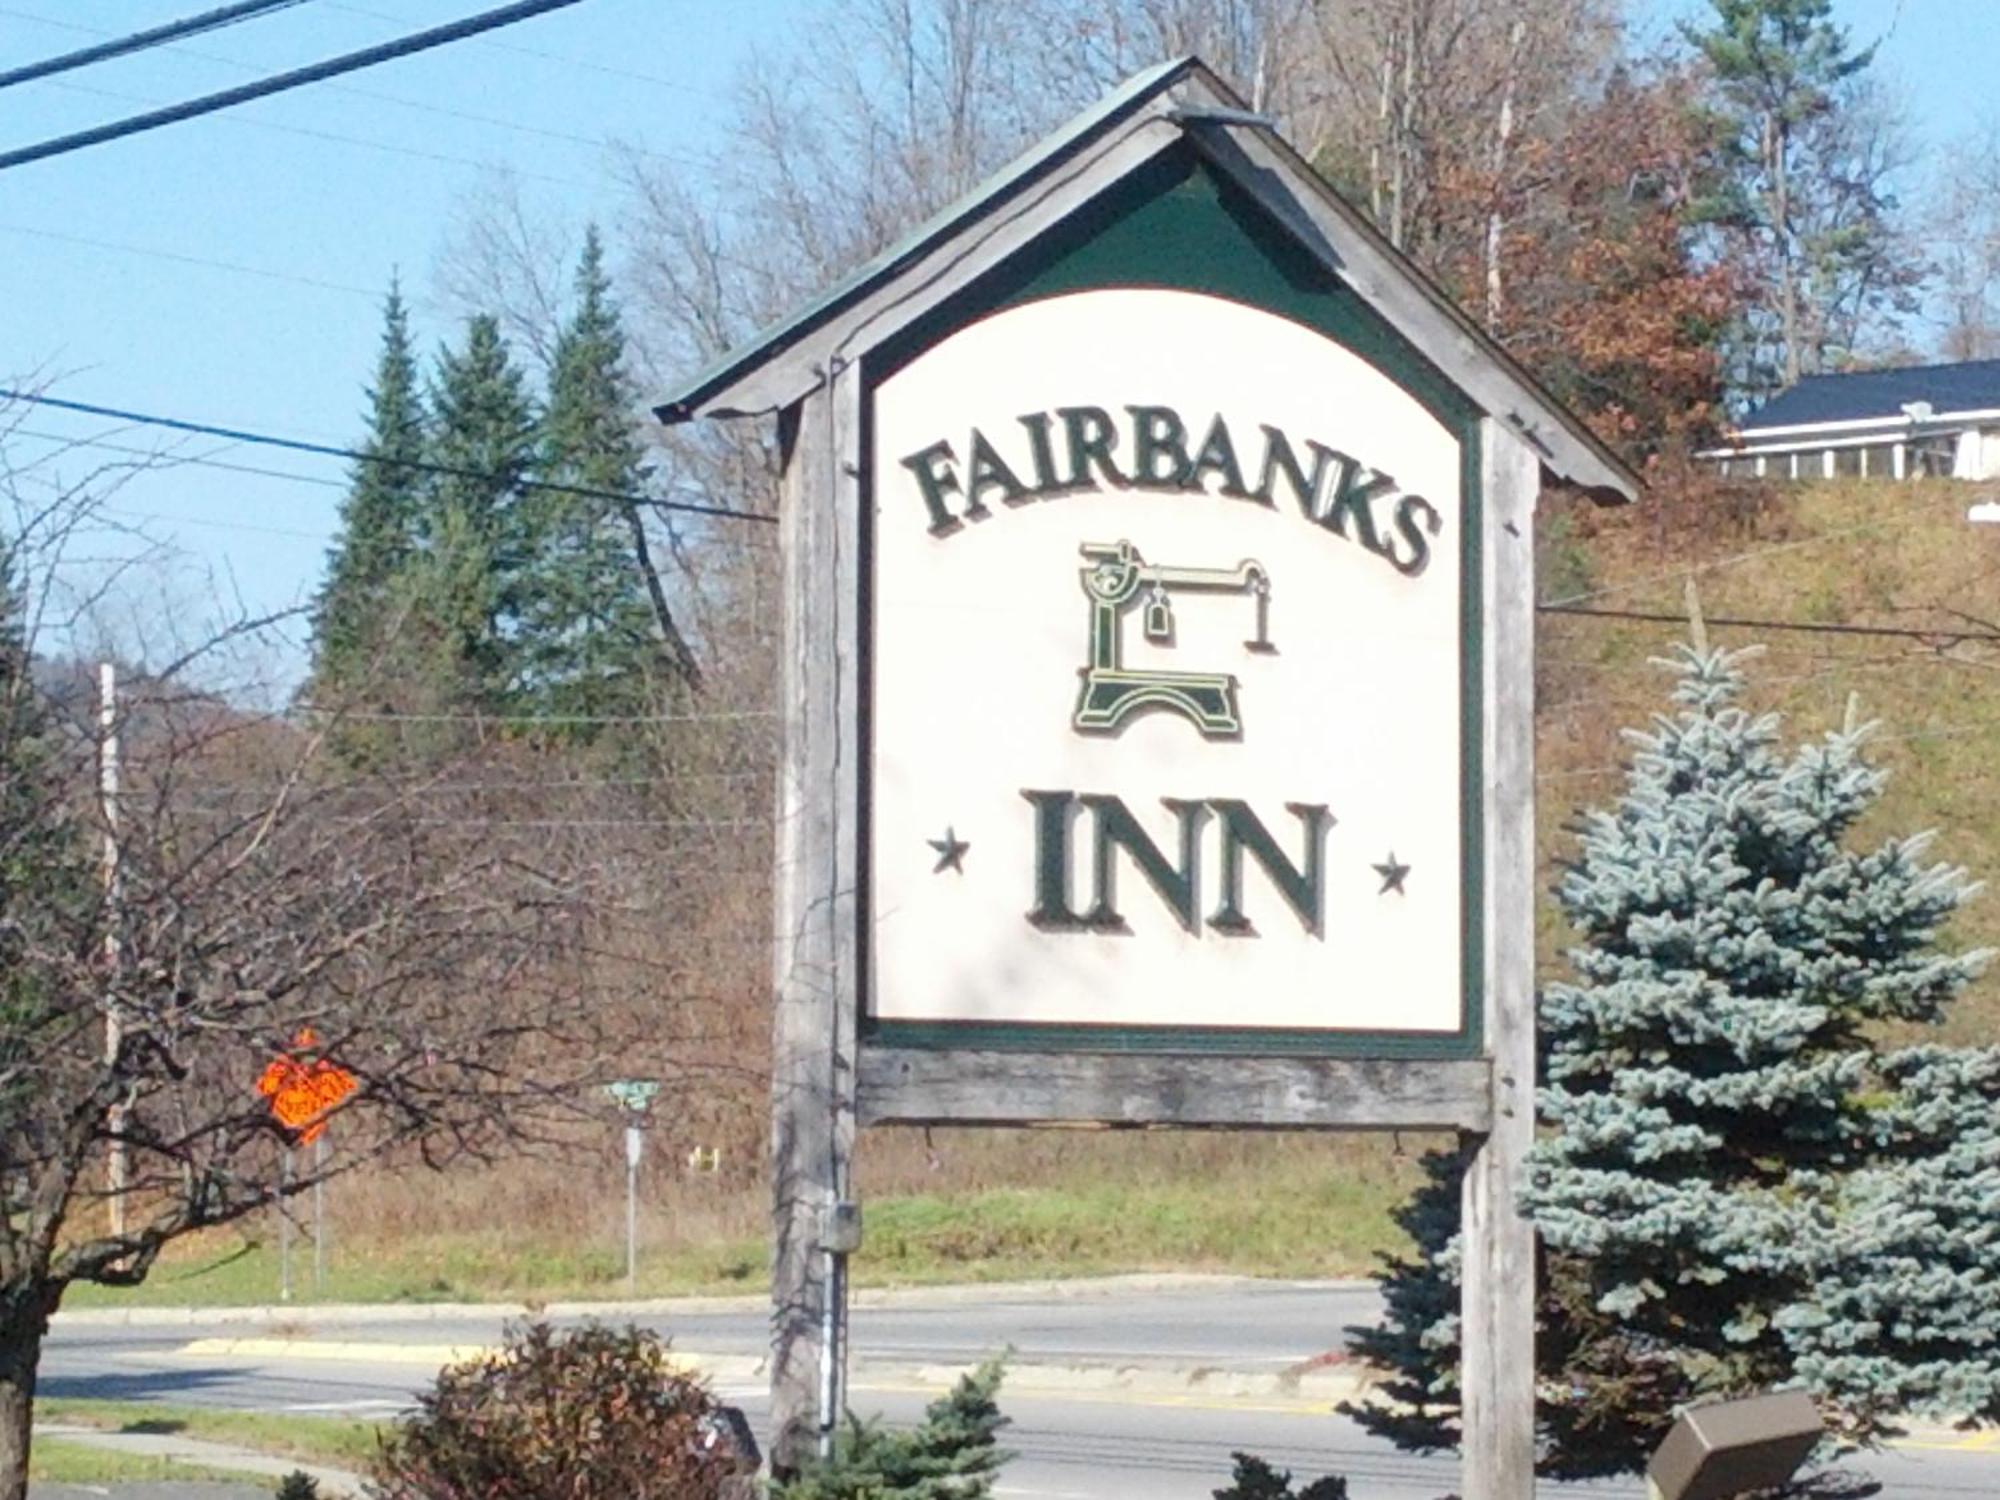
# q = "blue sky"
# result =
<box><xmin>1</xmin><ymin>0</ymin><xmax>1993</xmax><ymax>687</ymax></box>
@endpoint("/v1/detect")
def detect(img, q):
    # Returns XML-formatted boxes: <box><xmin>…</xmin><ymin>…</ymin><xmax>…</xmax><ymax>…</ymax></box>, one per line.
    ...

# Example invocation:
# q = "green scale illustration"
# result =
<box><xmin>1074</xmin><ymin>539</ymin><xmax>1274</xmax><ymax>738</ymax></box>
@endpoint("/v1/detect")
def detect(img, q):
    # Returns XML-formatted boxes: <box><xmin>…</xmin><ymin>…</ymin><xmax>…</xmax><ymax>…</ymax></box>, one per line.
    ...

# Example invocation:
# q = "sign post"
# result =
<box><xmin>657</xmin><ymin>57</ymin><xmax>1638</xmax><ymax>1488</ymax></box>
<box><xmin>257</xmin><ymin>1029</ymin><xmax>357</xmax><ymax>1304</ymax></box>
<box><xmin>606</xmin><ymin>1079</ymin><xmax>662</xmax><ymax>1296</ymax></box>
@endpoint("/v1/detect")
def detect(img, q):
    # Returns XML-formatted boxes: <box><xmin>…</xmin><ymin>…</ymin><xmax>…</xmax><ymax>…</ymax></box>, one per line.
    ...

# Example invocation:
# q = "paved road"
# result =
<box><xmin>40</xmin><ymin>1280</ymin><xmax>2000</xmax><ymax>1499</ymax></box>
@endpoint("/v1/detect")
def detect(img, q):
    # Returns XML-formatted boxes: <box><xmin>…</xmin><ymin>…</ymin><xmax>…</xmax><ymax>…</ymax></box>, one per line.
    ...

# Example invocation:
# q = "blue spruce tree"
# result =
<box><xmin>1781</xmin><ymin>1043</ymin><xmax>2000</xmax><ymax>1433</ymax></box>
<box><xmin>1531</xmin><ymin>643</ymin><xmax>1986</xmax><ymax>1467</ymax></box>
<box><xmin>1351</xmin><ymin>643</ymin><xmax>1993</xmax><ymax>1479</ymax></box>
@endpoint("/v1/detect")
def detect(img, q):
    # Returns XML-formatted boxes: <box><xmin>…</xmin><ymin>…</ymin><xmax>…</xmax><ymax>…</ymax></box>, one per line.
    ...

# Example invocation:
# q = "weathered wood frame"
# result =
<box><xmin>767</xmin><ymin>398</ymin><xmax>1541</xmax><ymax>1493</ymax></box>
<box><xmin>679</xmin><ymin>57</ymin><xmax>1630</xmax><ymax>1498</ymax></box>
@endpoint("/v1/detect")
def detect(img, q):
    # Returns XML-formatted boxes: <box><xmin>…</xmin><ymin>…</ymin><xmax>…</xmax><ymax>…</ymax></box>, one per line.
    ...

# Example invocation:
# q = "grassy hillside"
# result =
<box><xmin>68</xmin><ymin>476</ymin><xmax>2000</xmax><ymax>1308</ymax></box>
<box><xmin>1537</xmin><ymin>475</ymin><xmax>2000</xmax><ymax>1045</ymax></box>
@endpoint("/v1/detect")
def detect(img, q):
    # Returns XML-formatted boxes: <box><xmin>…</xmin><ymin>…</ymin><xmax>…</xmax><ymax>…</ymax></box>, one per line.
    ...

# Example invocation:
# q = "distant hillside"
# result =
<box><xmin>1536</xmin><ymin>477</ymin><xmax>2000</xmax><ymax>1045</ymax></box>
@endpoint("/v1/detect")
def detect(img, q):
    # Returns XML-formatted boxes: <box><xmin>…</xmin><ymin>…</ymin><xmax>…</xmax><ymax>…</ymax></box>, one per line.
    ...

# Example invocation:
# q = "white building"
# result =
<box><xmin>1703</xmin><ymin>360</ymin><xmax>2000</xmax><ymax>480</ymax></box>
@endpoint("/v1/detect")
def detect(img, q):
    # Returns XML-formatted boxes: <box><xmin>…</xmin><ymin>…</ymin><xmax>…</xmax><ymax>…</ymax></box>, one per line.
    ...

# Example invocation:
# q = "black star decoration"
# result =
<box><xmin>928</xmin><ymin>827</ymin><xmax>969</xmax><ymax>874</ymax></box>
<box><xmin>1373</xmin><ymin>851</ymin><xmax>1411</xmax><ymax>895</ymax></box>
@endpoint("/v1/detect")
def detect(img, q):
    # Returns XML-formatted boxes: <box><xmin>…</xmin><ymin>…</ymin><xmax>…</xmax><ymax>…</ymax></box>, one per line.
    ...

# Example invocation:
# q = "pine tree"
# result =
<box><xmin>311</xmin><ymin>280</ymin><xmax>425</xmax><ymax>702</ymax></box>
<box><xmin>1683</xmin><ymin>0</ymin><xmax>1917</xmax><ymax>396</ymax></box>
<box><xmin>774</xmin><ymin>1359</ymin><xmax>1011</xmax><ymax>1499</ymax></box>
<box><xmin>0</xmin><ymin>543</ymin><xmax>86</xmax><ymax>1141</ymax></box>
<box><xmin>1530</xmin><ymin>644</ymin><xmax>1985</xmax><ymax>1469</ymax></box>
<box><xmin>1781</xmin><ymin>1044</ymin><xmax>2000</xmax><ymax>1433</ymax></box>
<box><xmin>1212</xmin><ymin>1451</ymin><xmax>1349</xmax><ymax>1500</ymax></box>
<box><xmin>518</xmin><ymin>226</ymin><xmax>689</xmax><ymax>731</ymax></box>
<box><xmin>1341</xmin><ymin>1142</ymin><xmax>1470</xmax><ymax>1454</ymax></box>
<box><xmin>413</xmin><ymin>313</ymin><xmax>537</xmax><ymax>716</ymax></box>
<box><xmin>1348</xmin><ymin>644</ymin><xmax>1991</xmax><ymax>1478</ymax></box>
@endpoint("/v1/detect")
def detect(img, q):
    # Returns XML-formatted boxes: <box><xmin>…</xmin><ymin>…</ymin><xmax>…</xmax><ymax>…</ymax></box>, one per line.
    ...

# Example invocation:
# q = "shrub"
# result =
<box><xmin>776</xmin><ymin>1358</ymin><xmax>1010</xmax><ymax>1499</ymax></box>
<box><xmin>275</xmin><ymin>1473</ymin><xmax>321</xmax><ymax>1500</ymax></box>
<box><xmin>368</xmin><ymin>1319</ymin><xmax>737</xmax><ymax>1499</ymax></box>
<box><xmin>1213</xmin><ymin>1452</ymin><xmax>1349</xmax><ymax>1500</ymax></box>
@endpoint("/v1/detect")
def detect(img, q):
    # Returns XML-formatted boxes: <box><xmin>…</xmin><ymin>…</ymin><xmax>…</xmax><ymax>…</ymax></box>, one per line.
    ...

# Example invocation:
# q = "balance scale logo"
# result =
<box><xmin>1072</xmin><ymin>539</ymin><xmax>1274</xmax><ymax>739</ymax></box>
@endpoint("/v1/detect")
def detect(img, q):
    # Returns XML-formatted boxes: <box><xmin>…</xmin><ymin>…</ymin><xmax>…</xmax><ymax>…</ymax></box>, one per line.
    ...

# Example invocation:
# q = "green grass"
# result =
<box><xmin>61</xmin><ymin>1150</ymin><xmax>1412</xmax><ymax>1310</ymax></box>
<box><xmin>37</xmin><ymin>1400</ymin><xmax>380</xmax><ymax>1468</ymax></box>
<box><xmin>29</xmin><ymin>1434</ymin><xmax>248</xmax><ymax>1484</ymax></box>
<box><xmin>37</xmin><ymin>1408</ymin><xmax>376</xmax><ymax>1472</ymax></box>
<box><xmin>858</xmin><ymin>1171</ymin><xmax>1405</xmax><ymax>1282</ymax></box>
<box><xmin>58</xmin><ymin>1228</ymin><xmax>770</xmax><ymax>1309</ymax></box>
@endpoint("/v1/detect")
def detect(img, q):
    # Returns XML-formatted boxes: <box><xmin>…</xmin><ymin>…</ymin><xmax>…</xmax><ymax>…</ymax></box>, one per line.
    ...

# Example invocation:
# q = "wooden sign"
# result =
<box><xmin>656</xmin><ymin>56</ymin><xmax>1637</xmax><ymax>1493</ymax></box>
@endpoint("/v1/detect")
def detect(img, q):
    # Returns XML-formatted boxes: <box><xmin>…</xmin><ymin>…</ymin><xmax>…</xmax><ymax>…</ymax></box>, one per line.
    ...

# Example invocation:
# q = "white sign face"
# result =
<box><xmin>868</xmin><ymin>288</ymin><xmax>1471</xmax><ymax>1042</ymax></box>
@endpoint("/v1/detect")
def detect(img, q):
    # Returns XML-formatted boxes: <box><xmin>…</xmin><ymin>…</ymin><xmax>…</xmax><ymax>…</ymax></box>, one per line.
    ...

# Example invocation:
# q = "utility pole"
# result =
<box><xmin>98</xmin><ymin>661</ymin><xmax>127</xmax><ymax>1238</ymax></box>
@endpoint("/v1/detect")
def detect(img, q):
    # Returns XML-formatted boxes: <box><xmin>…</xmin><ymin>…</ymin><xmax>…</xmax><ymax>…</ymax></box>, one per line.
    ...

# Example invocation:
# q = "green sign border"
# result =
<box><xmin>859</xmin><ymin>143</ymin><xmax>1485</xmax><ymax>1061</ymax></box>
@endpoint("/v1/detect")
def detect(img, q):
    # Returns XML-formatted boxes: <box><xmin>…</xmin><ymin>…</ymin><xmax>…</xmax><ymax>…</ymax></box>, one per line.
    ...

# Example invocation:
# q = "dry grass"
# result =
<box><xmin>72</xmin><ymin>472</ymin><xmax>2000</xmax><ymax>1309</ymax></box>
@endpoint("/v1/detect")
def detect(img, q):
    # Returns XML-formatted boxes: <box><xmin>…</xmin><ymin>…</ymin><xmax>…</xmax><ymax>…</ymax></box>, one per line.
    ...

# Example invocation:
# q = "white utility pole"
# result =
<box><xmin>98</xmin><ymin>661</ymin><xmax>127</xmax><ymax>1238</ymax></box>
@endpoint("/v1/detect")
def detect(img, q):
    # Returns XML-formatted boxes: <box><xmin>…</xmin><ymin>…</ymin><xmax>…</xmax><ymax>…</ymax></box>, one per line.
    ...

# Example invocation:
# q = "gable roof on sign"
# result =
<box><xmin>1738</xmin><ymin>360</ymin><xmax>2000</xmax><ymax>434</ymax></box>
<box><xmin>653</xmin><ymin>57</ymin><xmax>1638</xmax><ymax>503</ymax></box>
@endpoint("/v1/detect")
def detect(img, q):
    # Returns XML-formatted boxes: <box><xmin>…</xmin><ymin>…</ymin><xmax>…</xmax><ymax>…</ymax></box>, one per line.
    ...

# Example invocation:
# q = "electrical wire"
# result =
<box><xmin>1538</xmin><ymin>603</ymin><xmax>2000</xmax><ymax>645</ymax></box>
<box><xmin>323</xmin><ymin>0</ymin><xmax>710</xmax><ymax>96</ymax></box>
<box><xmin>0</xmin><ymin>0</ymin><xmax>590</xmax><ymax>172</ymax></box>
<box><xmin>290</xmin><ymin>705</ymin><xmax>775</xmax><ymax>724</ymax></box>
<box><xmin>0</xmin><ymin>222</ymin><xmax>385</xmax><ymax>301</ymax></box>
<box><xmin>7</xmin><ymin>8</ymin><xmax>705</xmax><ymax>171</ymax></box>
<box><xmin>49</xmin><ymin>75</ymin><xmax>597</xmax><ymax>191</ymax></box>
<box><xmin>1</xmin><ymin>390</ymin><xmax>777</xmax><ymax>526</ymax></box>
<box><xmin>0</xmin><ymin>0</ymin><xmax>313</xmax><ymax>91</ymax></box>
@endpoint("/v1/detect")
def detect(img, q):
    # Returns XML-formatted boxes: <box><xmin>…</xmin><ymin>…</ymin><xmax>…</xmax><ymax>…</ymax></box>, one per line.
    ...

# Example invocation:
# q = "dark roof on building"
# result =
<box><xmin>1741</xmin><ymin>360</ymin><xmax>2000</xmax><ymax>432</ymax></box>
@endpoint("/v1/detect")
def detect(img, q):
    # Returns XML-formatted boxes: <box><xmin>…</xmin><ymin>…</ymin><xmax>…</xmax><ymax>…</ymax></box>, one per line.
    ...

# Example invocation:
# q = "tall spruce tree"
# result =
<box><xmin>410</xmin><ymin>313</ymin><xmax>537</xmax><ymax>715</ymax></box>
<box><xmin>1683</xmin><ymin>0</ymin><xmax>1917</xmax><ymax>397</ymax></box>
<box><xmin>518</xmin><ymin>226</ymin><xmax>687</xmax><ymax>729</ymax></box>
<box><xmin>1348</xmin><ymin>644</ymin><xmax>1991</xmax><ymax>1478</ymax></box>
<box><xmin>311</xmin><ymin>280</ymin><xmax>425</xmax><ymax>700</ymax></box>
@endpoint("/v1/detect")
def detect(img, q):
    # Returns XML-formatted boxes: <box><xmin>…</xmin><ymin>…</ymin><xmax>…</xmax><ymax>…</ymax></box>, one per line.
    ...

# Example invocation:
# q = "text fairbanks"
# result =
<box><xmin>899</xmin><ymin>402</ymin><xmax>1446</xmax><ymax>577</ymax></box>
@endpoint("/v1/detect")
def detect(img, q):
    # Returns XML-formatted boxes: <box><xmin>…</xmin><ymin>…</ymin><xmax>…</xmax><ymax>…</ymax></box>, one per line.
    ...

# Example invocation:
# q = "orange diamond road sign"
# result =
<box><xmin>257</xmin><ymin>1028</ymin><xmax>358</xmax><ymax>1145</ymax></box>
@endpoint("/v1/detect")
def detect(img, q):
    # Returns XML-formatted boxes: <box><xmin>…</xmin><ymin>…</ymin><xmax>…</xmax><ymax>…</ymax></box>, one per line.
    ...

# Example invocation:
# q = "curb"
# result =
<box><xmin>169</xmin><ymin>1335</ymin><xmax>1377</xmax><ymax>1408</ymax></box>
<box><xmin>55</xmin><ymin>1272</ymin><xmax>1370</xmax><ymax>1328</ymax></box>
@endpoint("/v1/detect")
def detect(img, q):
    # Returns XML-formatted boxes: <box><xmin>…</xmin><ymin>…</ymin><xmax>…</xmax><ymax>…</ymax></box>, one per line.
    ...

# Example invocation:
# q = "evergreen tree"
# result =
<box><xmin>518</xmin><ymin>226</ymin><xmax>688</xmax><ymax>730</ymax></box>
<box><xmin>412</xmin><ymin>313</ymin><xmax>537</xmax><ymax>715</ymax></box>
<box><xmin>774</xmin><ymin>1359</ymin><xmax>1010</xmax><ymax>1499</ymax></box>
<box><xmin>0</xmin><ymin>543</ymin><xmax>87</xmax><ymax>1141</ymax></box>
<box><xmin>1782</xmin><ymin>1044</ymin><xmax>2000</xmax><ymax>1432</ymax></box>
<box><xmin>311</xmin><ymin>280</ymin><xmax>425</xmax><ymax>701</ymax></box>
<box><xmin>1211</xmin><ymin>1451</ymin><xmax>1348</xmax><ymax>1500</ymax></box>
<box><xmin>1349</xmin><ymin>645</ymin><xmax>1991</xmax><ymax>1478</ymax></box>
<box><xmin>1532</xmin><ymin>645</ymin><xmax>1985</xmax><ymax>1468</ymax></box>
<box><xmin>1341</xmin><ymin>1143</ymin><xmax>1470</xmax><ymax>1454</ymax></box>
<box><xmin>1683</xmin><ymin>0</ymin><xmax>1918</xmax><ymax>397</ymax></box>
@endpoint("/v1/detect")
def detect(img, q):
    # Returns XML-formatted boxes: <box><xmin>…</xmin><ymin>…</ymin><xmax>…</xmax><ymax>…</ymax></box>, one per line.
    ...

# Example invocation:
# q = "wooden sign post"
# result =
<box><xmin>657</xmin><ymin>57</ymin><xmax>1637</xmax><ymax>1493</ymax></box>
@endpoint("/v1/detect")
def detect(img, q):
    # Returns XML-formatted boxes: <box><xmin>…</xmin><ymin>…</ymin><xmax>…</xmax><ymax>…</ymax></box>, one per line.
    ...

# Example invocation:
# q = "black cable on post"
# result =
<box><xmin>0</xmin><ymin>0</ymin><xmax>589</xmax><ymax>172</ymax></box>
<box><xmin>0</xmin><ymin>1</ymin><xmax>315</xmax><ymax>92</ymax></box>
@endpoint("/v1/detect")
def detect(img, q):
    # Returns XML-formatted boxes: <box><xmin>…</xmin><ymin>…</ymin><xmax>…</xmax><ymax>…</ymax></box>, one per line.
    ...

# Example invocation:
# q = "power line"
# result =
<box><xmin>324</xmin><ymin>0</ymin><xmax>713</xmax><ymax>97</ymax></box>
<box><xmin>0</xmin><ymin>0</ymin><xmax>591</xmax><ymax>173</ymax></box>
<box><xmin>291</xmin><ymin>705</ymin><xmax>775</xmax><ymax>724</ymax></box>
<box><xmin>0</xmin><ymin>0</ymin><xmax>313</xmax><ymax>91</ymax></box>
<box><xmin>1</xmin><ymin>390</ymin><xmax>777</xmax><ymax>526</ymax></box>
<box><xmin>0</xmin><ymin>222</ymin><xmax>384</xmax><ymax>301</ymax></box>
<box><xmin>1538</xmin><ymin>603</ymin><xmax>2000</xmax><ymax>646</ymax></box>
<box><xmin>13</xmin><ymin>9</ymin><xmax>703</xmax><ymax>173</ymax></box>
<box><xmin>49</xmin><ymin>75</ymin><xmax>595</xmax><ymax>192</ymax></box>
